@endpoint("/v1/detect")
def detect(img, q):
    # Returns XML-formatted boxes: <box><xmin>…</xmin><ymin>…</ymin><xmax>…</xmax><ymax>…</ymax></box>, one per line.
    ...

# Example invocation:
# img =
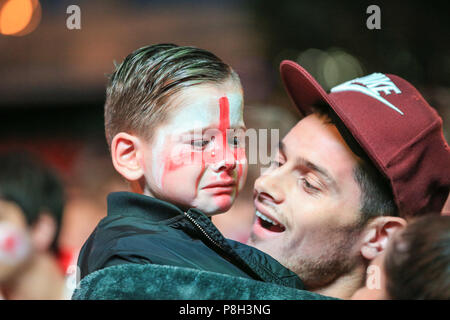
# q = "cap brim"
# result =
<box><xmin>280</xmin><ymin>60</ymin><xmax>450</xmax><ymax>216</ymax></box>
<box><xmin>280</xmin><ymin>60</ymin><xmax>333</xmax><ymax>117</ymax></box>
<box><xmin>280</xmin><ymin>60</ymin><xmax>374</xmax><ymax>161</ymax></box>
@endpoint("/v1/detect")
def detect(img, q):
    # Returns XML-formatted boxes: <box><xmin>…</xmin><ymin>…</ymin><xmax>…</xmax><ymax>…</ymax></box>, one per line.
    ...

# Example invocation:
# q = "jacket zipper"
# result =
<box><xmin>183</xmin><ymin>212</ymin><xmax>265</xmax><ymax>282</ymax></box>
<box><xmin>183</xmin><ymin>211</ymin><xmax>223</xmax><ymax>250</ymax></box>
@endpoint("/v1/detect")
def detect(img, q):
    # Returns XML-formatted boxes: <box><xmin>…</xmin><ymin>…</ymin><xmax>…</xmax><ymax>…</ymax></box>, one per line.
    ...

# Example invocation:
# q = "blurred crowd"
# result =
<box><xmin>0</xmin><ymin>148</ymin><xmax>127</xmax><ymax>299</ymax></box>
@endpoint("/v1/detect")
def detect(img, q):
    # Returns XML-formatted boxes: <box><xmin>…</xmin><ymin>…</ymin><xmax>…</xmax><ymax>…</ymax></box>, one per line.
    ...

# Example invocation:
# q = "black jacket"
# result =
<box><xmin>77</xmin><ymin>192</ymin><xmax>304</xmax><ymax>290</ymax></box>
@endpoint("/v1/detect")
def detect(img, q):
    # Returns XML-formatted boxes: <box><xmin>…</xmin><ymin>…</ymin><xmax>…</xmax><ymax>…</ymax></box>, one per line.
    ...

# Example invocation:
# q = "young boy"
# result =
<box><xmin>77</xmin><ymin>44</ymin><xmax>304</xmax><ymax>289</ymax></box>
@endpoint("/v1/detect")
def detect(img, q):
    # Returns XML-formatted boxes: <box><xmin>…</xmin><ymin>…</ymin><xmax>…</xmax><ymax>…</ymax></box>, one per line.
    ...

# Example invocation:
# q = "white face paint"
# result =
<box><xmin>0</xmin><ymin>222</ymin><xmax>31</xmax><ymax>266</ymax></box>
<box><xmin>142</xmin><ymin>79</ymin><xmax>248</xmax><ymax>215</ymax></box>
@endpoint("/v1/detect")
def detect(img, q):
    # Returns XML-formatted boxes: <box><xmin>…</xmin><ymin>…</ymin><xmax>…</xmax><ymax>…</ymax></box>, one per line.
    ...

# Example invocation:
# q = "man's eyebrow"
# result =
<box><xmin>279</xmin><ymin>141</ymin><xmax>338</xmax><ymax>191</ymax></box>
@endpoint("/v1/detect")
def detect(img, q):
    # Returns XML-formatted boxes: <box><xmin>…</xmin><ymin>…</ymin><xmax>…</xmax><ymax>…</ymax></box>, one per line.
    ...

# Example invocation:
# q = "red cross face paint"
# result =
<box><xmin>0</xmin><ymin>222</ymin><xmax>31</xmax><ymax>267</ymax></box>
<box><xmin>142</xmin><ymin>80</ymin><xmax>248</xmax><ymax>215</ymax></box>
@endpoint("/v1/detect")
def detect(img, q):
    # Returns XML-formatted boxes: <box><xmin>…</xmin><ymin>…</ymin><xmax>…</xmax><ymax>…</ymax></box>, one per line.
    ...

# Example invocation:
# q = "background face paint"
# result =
<box><xmin>142</xmin><ymin>80</ymin><xmax>248</xmax><ymax>215</ymax></box>
<box><xmin>0</xmin><ymin>222</ymin><xmax>31</xmax><ymax>266</ymax></box>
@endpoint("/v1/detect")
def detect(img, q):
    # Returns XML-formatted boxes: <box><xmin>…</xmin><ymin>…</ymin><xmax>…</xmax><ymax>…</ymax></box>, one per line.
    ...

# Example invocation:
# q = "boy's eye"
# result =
<box><xmin>231</xmin><ymin>136</ymin><xmax>240</xmax><ymax>147</ymax></box>
<box><xmin>191</xmin><ymin>140</ymin><xmax>210</xmax><ymax>148</ymax></box>
<box><xmin>269</xmin><ymin>160</ymin><xmax>283</xmax><ymax>168</ymax></box>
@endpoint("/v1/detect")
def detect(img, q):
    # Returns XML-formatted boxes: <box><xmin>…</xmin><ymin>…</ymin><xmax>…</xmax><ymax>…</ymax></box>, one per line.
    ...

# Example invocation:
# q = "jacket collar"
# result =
<box><xmin>107</xmin><ymin>192</ymin><xmax>185</xmax><ymax>221</ymax></box>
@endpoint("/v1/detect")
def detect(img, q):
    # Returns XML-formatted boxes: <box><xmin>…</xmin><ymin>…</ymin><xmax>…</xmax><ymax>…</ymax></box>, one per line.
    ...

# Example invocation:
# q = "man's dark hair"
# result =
<box><xmin>0</xmin><ymin>151</ymin><xmax>65</xmax><ymax>254</ymax></box>
<box><xmin>104</xmin><ymin>43</ymin><xmax>240</xmax><ymax>145</ymax></box>
<box><xmin>385</xmin><ymin>215</ymin><xmax>450</xmax><ymax>299</ymax></box>
<box><xmin>312</xmin><ymin>102</ymin><xmax>398</xmax><ymax>224</ymax></box>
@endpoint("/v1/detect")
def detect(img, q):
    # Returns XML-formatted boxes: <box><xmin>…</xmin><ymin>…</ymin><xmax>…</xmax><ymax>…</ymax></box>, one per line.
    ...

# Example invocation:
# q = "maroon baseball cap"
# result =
<box><xmin>280</xmin><ymin>60</ymin><xmax>450</xmax><ymax>217</ymax></box>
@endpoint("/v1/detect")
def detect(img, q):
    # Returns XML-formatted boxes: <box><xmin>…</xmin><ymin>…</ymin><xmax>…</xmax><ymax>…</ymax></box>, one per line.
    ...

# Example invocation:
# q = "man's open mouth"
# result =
<box><xmin>255</xmin><ymin>210</ymin><xmax>286</xmax><ymax>233</ymax></box>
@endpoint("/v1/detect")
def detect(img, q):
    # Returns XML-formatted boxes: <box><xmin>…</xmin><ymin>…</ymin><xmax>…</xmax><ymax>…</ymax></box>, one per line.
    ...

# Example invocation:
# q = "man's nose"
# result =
<box><xmin>254</xmin><ymin>170</ymin><xmax>284</xmax><ymax>204</ymax></box>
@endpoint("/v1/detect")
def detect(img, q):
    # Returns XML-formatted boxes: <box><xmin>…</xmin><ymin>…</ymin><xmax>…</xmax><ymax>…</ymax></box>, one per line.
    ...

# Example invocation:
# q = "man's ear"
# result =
<box><xmin>360</xmin><ymin>216</ymin><xmax>407</xmax><ymax>261</ymax></box>
<box><xmin>111</xmin><ymin>132</ymin><xmax>145</xmax><ymax>182</ymax></box>
<box><xmin>31</xmin><ymin>213</ymin><xmax>57</xmax><ymax>252</ymax></box>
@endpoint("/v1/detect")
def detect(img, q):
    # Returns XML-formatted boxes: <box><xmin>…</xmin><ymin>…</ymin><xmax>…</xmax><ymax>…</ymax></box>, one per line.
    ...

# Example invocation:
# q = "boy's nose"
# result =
<box><xmin>212</xmin><ymin>154</ymin><xmax>237</xmax><ymax>172</ymax></box>
<box><xmin>212</xmin><ymin>144</ymin><xmax>237</xmax><ymax>171</ymax></box>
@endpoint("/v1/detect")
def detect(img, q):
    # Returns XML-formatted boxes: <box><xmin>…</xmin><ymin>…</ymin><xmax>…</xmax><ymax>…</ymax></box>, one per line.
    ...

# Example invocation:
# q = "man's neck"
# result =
<box><xmin>312</xmin><ymin>265</ymin><xmax>366</xmax><ymax>300</ymax></box>
<box><xmin>2</xmin><ymin>252</ymin><xmax>65</xmax><ymax>300</ymax></box>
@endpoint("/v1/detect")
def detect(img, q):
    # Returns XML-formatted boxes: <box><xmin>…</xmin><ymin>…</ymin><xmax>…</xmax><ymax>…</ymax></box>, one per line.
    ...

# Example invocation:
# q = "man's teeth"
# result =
<box><xmin>256</xmin><ymin>210</ymin><xmax>277</xmax><ymax>225</ymax></box>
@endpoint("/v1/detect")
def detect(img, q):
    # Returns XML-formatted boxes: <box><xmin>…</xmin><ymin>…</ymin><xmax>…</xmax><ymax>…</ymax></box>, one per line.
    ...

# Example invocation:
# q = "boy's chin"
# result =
<box><xmin>199</xmin><ymin>205</ymin><xmax>232</xmax><ymax>217</ymax></box>
<box><xmin>195</xmin><ymin>195</ymin><xmax>235</xmax><ymax>216</ymax></box>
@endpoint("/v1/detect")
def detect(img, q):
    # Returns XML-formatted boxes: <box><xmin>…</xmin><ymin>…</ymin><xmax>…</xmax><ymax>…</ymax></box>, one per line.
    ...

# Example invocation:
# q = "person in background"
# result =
<box><xmin>58</xmin><ymin>141</ymin><xmax>127</xmax><ymax>274</ymax></box>
<box><xmin>352</xmin><ymin>215</ymin><xmax>450</xmax><ymax>300</ymax></box>
<box><xmin>0</xmin><ymin>151</ymin><xmax>67</xmax><ymax>299</ymax></box>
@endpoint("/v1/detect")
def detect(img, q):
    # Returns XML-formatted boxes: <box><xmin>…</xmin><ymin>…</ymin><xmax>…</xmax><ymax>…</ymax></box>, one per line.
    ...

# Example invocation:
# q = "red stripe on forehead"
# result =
<box><xmin>219</xmin><ymin>96</ymin><xmax>230</xmax><ymax>133</ymax></box>
<box><xmin>219</xmin><ymin>96</ymin><xmax>230</xmax><ymax>155</ymax></box>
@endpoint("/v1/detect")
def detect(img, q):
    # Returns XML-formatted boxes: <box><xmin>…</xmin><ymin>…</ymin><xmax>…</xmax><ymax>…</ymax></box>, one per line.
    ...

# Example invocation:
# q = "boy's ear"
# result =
<box><xmin>31</xmin><ymin>212</ymin><xmax>56</xmax><ymax>252</ymax></box>
<box><xmin>111</xmin><ymin>132</ymin><xmax>145</xmax><ymax>182</ymax></box>
<box><xmin>360</xmin><ymin>216</ymin><xmax>407</xmax><ymax>261</ymax></box>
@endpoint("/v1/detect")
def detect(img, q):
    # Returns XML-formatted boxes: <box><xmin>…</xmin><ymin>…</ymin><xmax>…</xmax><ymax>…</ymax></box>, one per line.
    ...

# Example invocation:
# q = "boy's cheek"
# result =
<box><xmin>165</xmin><ymin>147</ymin><xmax>200</xmax><ymax>169</ymax></box>
<box><xmin>158</xmin><ymin>169</ymin><xmax>200</xmax><ymax>203</ymax></box>
<box><xmin>235</xmin><ymin>148</ymin><xmax>248</xmax><ymax>187</ymax></box>
<box><xmin>154</xmin><ymin>143</ymin><xmax>198</xmax><ymax>189</ymax></box>
<box><xmin>237</xmin><ymin>161</ymin><xmax>248</xmax><ymax>192</ymax></box>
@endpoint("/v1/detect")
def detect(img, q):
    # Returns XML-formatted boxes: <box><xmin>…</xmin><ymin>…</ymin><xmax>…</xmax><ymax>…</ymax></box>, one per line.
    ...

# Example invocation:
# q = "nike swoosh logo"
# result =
<box><xmin>331</xmin><ymin>83</ymin><xmax>404</xmax><ymax>115</ymax></box>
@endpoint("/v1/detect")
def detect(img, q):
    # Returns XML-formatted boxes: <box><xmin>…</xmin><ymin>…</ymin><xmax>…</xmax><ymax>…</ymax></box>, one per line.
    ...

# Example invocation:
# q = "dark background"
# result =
<box><xmin>1</xmin><ymin>1</ymin><xmax>449</xmax><ymax>143</ymax></box>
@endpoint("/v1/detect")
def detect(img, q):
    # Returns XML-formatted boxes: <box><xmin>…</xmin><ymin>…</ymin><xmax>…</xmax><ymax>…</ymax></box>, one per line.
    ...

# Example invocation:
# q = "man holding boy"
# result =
<box><xmin>76</xmin><ymin>45</ymin><xmax>449</xmax><ymax>300</ymax></box>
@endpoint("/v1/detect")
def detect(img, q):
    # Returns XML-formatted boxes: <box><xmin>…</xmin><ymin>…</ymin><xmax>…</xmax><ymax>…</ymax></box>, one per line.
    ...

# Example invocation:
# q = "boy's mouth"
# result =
<box><xmin>203</xmin><ymin>180</ymin><xmax>236</xmax><ymax>194</ymax></box>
